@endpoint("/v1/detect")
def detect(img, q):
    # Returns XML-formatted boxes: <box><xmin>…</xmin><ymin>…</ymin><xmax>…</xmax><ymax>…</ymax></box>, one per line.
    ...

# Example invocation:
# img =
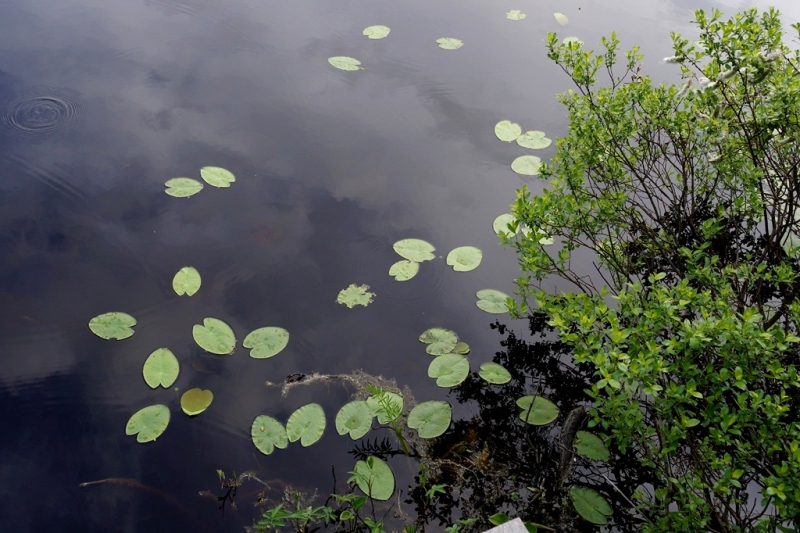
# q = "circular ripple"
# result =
<box><xmin>1</xmin><ymin>87</ymin><xmax>83</xmax><ymax>138</ymax></box>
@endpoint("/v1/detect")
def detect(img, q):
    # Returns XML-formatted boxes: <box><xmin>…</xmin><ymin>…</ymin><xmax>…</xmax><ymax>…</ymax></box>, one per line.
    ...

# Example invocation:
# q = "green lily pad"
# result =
<box><xmin>478</xmin><ymin>362</ymin><xmax>511</xmax><ymax>384</ymax></box>
<box><xmin>563</xmin><ymin>36</ymin><xmax>584</xmax><ymax>46</ymax></box>
<box><xmin>200</xmin><ymin>166</ymin><xmax>235</xmax><ymax>188</ymax></box>
<box><xmin>408</xmin><ymin>401</ymin><xmax>451</xmax><ymax>438</ymax></box>
<box><xmin>393</xmin><ymin>238</ymin><xmax>436</xmax><ymax>262</ymax></box>
<box><xmin>506</xmin><ymin>10</ymin><xmax>526</xmax><ymax>20</ymax></box>
<box><xmin>329</xmin><ymin>56</ymin><xmax>362</xmax><ymax>71</ymax></box>
<box><xmin>495</xmin><ymin>120</ymin><xmax>522</xmax><ymax>142</ymax></box>
<box><xmin>446</xmin><ymin>246</ymin><xmax>482</xmax><ymax>272</ymax></box>
<box><xmin>192</xmin><ymin>317</ymin><xmax>236</xmax><ymax>355</ymax></box>
<box><xmin>436</xmin><ymin>37</ymin><xmax>463</xmax><ymax>50</ymax></box>
<box><xmin>554</xmin><ymin>12</ymin><xmax>569</xmax><ymax>26</ymax></box>
<box><xmin>476</xmin><ymin>289</ymin><xmax>510</xmax><ymax>314</ymax></box>
<box><xmin>366</xmin><ymin>391</ymin><xmax>403</xmax><ymax>424</ymax></box>
<box><xmin>353</xmin><ymin>456</ymin><xmax>395</xmax><ymax>501</ymax></box>
<box><xmin>451</xmin><ymin>341</ymin><xmax>470</xmax><ymax>355</ymax></box>
<box><xmin>575</xmin><ymin>431</ymin><xmax>610</xmax><ymax>461</ymax></box>
<box><xmin>251</xmin><ymin>415</ymin><xmax>288</xmax><ymax>455</ymax></box>
<box><xmin>428</xmin><ymin>353</ymin><xmax>470</xmax><ymax>387</ymax></box>
<box><xmin>335</xmin><ymin>400</ymin><xmax>374</xmax><ymax>440</ymax></box>
<box><xmin>419</xmin><ymin>327</ymin><xmax>459</xmax><ymax>355</ymax></box>
<box><xmin>389</xmin><ymin>260</ymin><xmax>419</xmax><ymax>281</ymax></box>
<box><xmin>493</xmin><ymin>213</ymin><xmax>520</xmax><ymax>237</ymax></box>
<box><xmin>287</xmin><ymin>403</ymin><xmax>326</xmax><ymax>446</ymax></box>
<box><xmin>89</xmin><ymin>312</ymin><xmax>136</xmax><ymax>340</ymax></box>
<box><xmin>143</xmin><ymin>348</ymin><xmax>180</xmax><ymax>389</ymax></box>
<box><xmin>517</xmin><ymin>395</ymin><xmax>559</xmax><ymax>425</ymax></box>
<box><xmin>511</xmin><ymin>155</ymin><xmax>543</xmax><ymax>176</ymax></box>
<box><xmin>165</xmin><ymin>177</ymin><xmax>203</xmax><ymax>198</ymax></box>
<box><xmin>337</xmin><ymin>284</ymin><xmax>375</xmax><ymax>308</ymax></box>
<box><xmin>571</xmin><ymin>487</ymin><xmax>612</xmax><ymax>525</ymax></box>
<box><xmin>516</xmin><ymin>131</ymin><xmax>552</xmax><ymax>149</ymax></box>
<box><xmin>125</xmin><ymin>404</ymin><xmax>170</xmax><ymax>443</ymax></box>
<box><xmin>181</xmin><ymin>388</ymin><xmax>213</xmax><ymax>416</ymax></box>
<box><xmin>363</xmin><ymin>25</ymin><xmax>390</xmax><ymax>39</ymax></box>
<box><xmin>173</xmin><ymin>266</ymin><xmax>201</xmax><ymax>296</ymax></box>
<box><xmin>243</xmin><ymin>326</ymin><xmax>289</xmax><ymax>359</ymax></box>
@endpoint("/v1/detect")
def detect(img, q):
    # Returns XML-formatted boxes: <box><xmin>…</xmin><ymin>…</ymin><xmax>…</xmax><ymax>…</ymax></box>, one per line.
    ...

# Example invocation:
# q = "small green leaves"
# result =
<box><xmin>337</xmin><ymin>284</ymin><xmax>375</xmax><ymax>308</ymax></box>
<box><xmin>506</xmin><ymin>10</ymin><xmax>526</xmax><ymax>21</ymax></box>
<box><xmin>517</xmin><ymin>395</ymin><xmax>559</xmax><ymax>425</ymax></box>
<box><xmin>516</xmin><ymin>131</ymin><xmax>552</xmax><ymax>149</ymax></box>
<box><xmin>436</xmin><ymin>38</ymin><xmax>463</xmax><ymax>50</ymax></box>
<box><xmin>251</xmin><ymin>415</ymin><xmax>288</xmax><ymax>455</ymax></box>
<box><xmin>126</xmin><ymin>404</ymin><xmax>170</xmax><ymax>443</ymax></box>
<box><xmin>89</xmin><ymin>312</ymin><xmax>137</xmax><ymax>340</ymax></box>
<box><xmin>446</xmin><ymin>246</ymin><xmax>482</xmax><ymax>272</ymax></box>
<box><xmin>511</xmin><ymin>155</ymin><xmax>543</xmax><ymax>176</ymax></box>
<box><xmin>181</xmin><ymin>388</ymin><xmax>213</xmax><ymax>416</ymax></box>
<box><xmin>165</xmin><ymin>177</ymin><xmax>203</xmax><ymax>197</ymax></box>
<box><xmin>367</xmin><ymin>391</ymin><xmax>403</xmax><ymax>424</ymax></box>
<box><xmin>353</xmin><ymin>456</ymin><xmax>395</xmax><ymax>500</ymax></box>
<box><xmin>408</xmin><ymin>401</ymin><xmax>451</xmax><ymax>438</ymax></box>
<box><xmin>428</xmin><ymin>353</ymin><xmax>470</xmax><ymax>387</ymax></box>
<box><xmin>554</xmin><ymin>12</ymin><xmax>569</xmax><ymax>26</ymax></box>
<box><xmin>329</xmin><ymin>56</ymin><xmax>362</xmax><ymax>71</ymax></box>
<box><xmin>393</xmin><ymin>238</ymin><xmax>436</xmax><ymax>262</ymax></box>
<box><xmin>173</xmin><ymin>266</ymin><xmax>201</xmax><ymax>296</ymax></box>
<box><xmin>243</xmin><ymin>327</ymin><xmax>289</xmax><ymax>359</ymax></box>
<box><xmin>193</xmin><ymin>317</ymin><xmax>236</xmax><ymax>355</ymax></box>
<box><xmin>287</xmin><ymin>403</ymin><xmax>326</xmax><ymax>446</ymax></box>
<box><xmin>570</xmin><ymin>487</ymin><xmax>612</xmax><ymax>525</ymax></box>
<box><xmin>200</xmin><ymin>166</ymin><xmax>235</xmax><ymax>188</ymax></box>
<box><xmin>489</xmin><ymin>513</ymin><xmax>510</xmax><ymax>526</ymax></box>
<box><xmin>363</xmin><ymin>25</ymin><xmax>390</xmax><ymax>39</ymax></box>
<box><xmin>476</xmin><ymin>289</ymin><xmax>510</xmax><ymax>314</ymax></box>
<box><xmin>495</xmin><ymin>120</ymin><xmax>522</xmax><ymax>142</ymax></box>
<box><xmin>336</xmin><ymin>400</ymin><xmax>374</xmax><ymax>440</ymax></box>
<box><xmin>478</xmin><ymin>362</ymin><xmax>511</xmax><ymax>384</ymax></box>
<box><xmin>419</xmin><ymin>327</ymin><xmax>459</xmax><ymax>355</ymax></box>
<box><xmin>575</xmin><ymin>431</ymin><xmax>610</xmax><ymax>461</ymax></box>
<box><xmin>389</xmin><ymin>260</ymin><xmax>419</xmax><ymax>281</ymax></box>
<box><xmin>143</xmin><ymin>348</ymin><xmax>180</xmax><ymax>388</ymax></box>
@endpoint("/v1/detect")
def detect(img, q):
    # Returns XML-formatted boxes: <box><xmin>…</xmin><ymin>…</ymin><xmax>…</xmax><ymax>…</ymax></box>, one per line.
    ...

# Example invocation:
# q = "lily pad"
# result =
<box><xmin>451</xmin><ymin>341</ymin><xmax>470</xmax><ymax>355</ymax></box>
<box><xmin>495</xmin><ymin>120</ymin><xmax>522</xmax><ymax>142</ymax></box>
<box><xmin>408</xmin><ymin>401</ymin><xmax>451</xmax><ymax>438</ymax></box>
<box><xmin>389</xmin><ymin>260</ymin><xmax>419</xmax><ymax>281</ymax></box>
<box><xmin>89</xmin><ymin>312</ymin><xmax>136</xmax><ymax>340</ymax></box>
<box><xmin>563</xmin><ymin>36</ymin><xmax>584</xmax><ymax>46</ymax></box>
<box><xmin>353</xmin><ymin>456</ymin><xmax>395</xmax><ymax>501</ymax></box>
<box><xmin>516</xmin><ymin>131</ymin><xmax>552</xmax><ymax>150</ymax></box>
<box><xmin>511</xmin><ymin>155</ymin><xmax>543</xmax><ymax>176</ymax></box>
<box><xmin>165</xmin><ymin>177</ymin><xmax>203</xmax><ymax>198</ymax></box>
<box><xmin>446</xmin><ymin>246</ymin><xmax>482</xmax><ymax>272</ymax></box>
<box><xmin>428</xmin><ymin>353</ymin><xmax>470</xmax><ymax>387</ymax></box>
<box><xmin>478</xmin><ymin>362</ymin><xmax>511</xmax><ymax>384</ymax></box>
<box><xmin>193</xmin><ymin>317</ymin><xmax>236</xmax><ymax>355</ymax></box>
<box><xmin>419</xmin><ymin>327</ymin><xmax>459</xmax><ymax>355</ymax></box>
<box><xmin>517</xmin><ymin>395</ymin><xmax>559</xmax><ymax>425</ymax></box>
<box><xmin>125</xmin><ymin>404</ymin><xmax>170</xmax><ymax>443</ymax></box>
<box><xmin>200</xmin><ymin>166</ymin><xmax>235</xmax><ymax>188</ymax></box>
<box><xmin>506</xmin><ymin>10</ymin><xmax>526</xmax><ymax>20</ymax></box>
<box><xmin>172</xmin><ymin>266</ymin><xmax>201</xmax><ymax>296</ymax></box>
<box><xmin>366</xmin><ymin>391</ymin><xmax>403</xmax><ymax>424</ymax></box>
<box><xmin>476</xmin><ymin>289</ymin><xmax>510</xmax><ymax>314</ymax></box>
<box><xmin>143</xmin><ymin>348</ymin><xmax>180</xmax><ymax>389</ymax></box>
<box><xmin>337</xmin><ymin>284</ymin><xmax>375</xmax><ymax>308</ymax></box>
<box><xmin>436</xmin><ymin>37</ymin><xmax>463</xmax><ymax>50</ymax></box>
<box><xmin>363</xmin><ymin>25</ymin><xmax>390</xmax><ymax>39</ymax></box>
<box><xmin>493</xmin><ymin>213</ymin><xmax>520</xmax><ymax>237</ymax></box>
<box><xmin>329</xmin><ymin>56</ymin><xmax>362</xmax><ymax>71</ymax></box>
<box><xmin>287</xmin><ymin>403</ymin><xmax>326</xmax><ymax>446</ymax></box>
<box><xmin>181</xmin><ymin>388</ymin><xmax>213</xmax><ymax>416</ymax></box>
<box><xmin>571</xmin><ymin>487</ymin><xmax>612</xmax><ymax>525</ymax></box>
<box><xmin>335</xmin><ymin>400</ymin><xmax>374</xmax><ymax>440</ymax></box>
<box><xmin>251</xmin><ymin>415</ymin><xmax>288</xmax><ymax>455</ymax></box>
<box><xmin>554</xmin><ymin>12</ymin><xmax>569</xmax><ymax>26</ymax></box>
<box><xmin>575</xmin><ymin>431</ymin><xmax>610</xmax><ymax>461</ymax></box>
<box><xmin>243</xmin><ymin>326</ymin><xmax>289</xmax><ymax>359</ymax></box>
<box><xmin>393</xmin><ymin>238</ymin><xmax>436</xmax><ymax>262</ymax></box>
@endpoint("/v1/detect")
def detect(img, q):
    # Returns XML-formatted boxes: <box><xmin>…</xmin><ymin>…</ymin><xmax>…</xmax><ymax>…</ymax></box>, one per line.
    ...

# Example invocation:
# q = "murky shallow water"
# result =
<box><xmin>1</xmin><ymin>0</ymin><xmax>798</xmax><ymax>530</ymax></box>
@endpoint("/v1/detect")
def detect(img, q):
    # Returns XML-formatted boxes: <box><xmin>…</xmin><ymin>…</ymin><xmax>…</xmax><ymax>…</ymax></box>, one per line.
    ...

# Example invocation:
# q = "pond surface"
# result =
<box><xmin>1</xmin><ymin>0</ymin><xmax>798</xmax><ymax>531</ymax></box>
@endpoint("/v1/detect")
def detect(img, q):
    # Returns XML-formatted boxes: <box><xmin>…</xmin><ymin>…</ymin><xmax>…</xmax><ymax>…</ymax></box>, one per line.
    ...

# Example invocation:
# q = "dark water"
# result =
<box><xmin>1</xmin><ymin>0</ymin><xmax>797</xmax><ymax>531</ymax></box>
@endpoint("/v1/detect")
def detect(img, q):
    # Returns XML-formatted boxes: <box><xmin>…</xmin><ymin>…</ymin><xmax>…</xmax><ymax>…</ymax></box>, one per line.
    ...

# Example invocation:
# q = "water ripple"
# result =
<box><xmin>0</xmin><ymin>87</ymin><xmax>83</xmax><ymax>139</ymax></box>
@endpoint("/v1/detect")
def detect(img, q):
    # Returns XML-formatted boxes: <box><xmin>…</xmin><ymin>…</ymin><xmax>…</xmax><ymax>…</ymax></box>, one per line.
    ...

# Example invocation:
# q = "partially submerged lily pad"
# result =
<box><xmin>428</xmin><ymin>353</ymin><xmax>470</xmax><ymax>387</ymax></box>
<box><xmin>571</xmin><ymin>487</ymin><xmax>612</xmax><ymax>525</ymax></box>
<box><xmin>419</xmin><ymin>327</ymin><xmax>459</xmax><ymax>355</ymax></box>
<box><xmin>478</xmin><ymin>362</ymin><xmax>511</xmax><ymax>384</ymax></box>
<box><xmin>337</xmin><ymin>284</ymin><xmax>375</xmax><ymax>308</ymax></box>
<box><xmin>243</xmin><ymin>326</ymin><xmax>289</xmax><ymax>359</ymax></box>
<box><xmin>363</xmin><ymin>25</ymin><xmax>390</xmax><ymax>39</ymax></box>
<box><xmin>200</xmin><ymin>166</ymin><xmax>235</xmax><ymax>188</ymax></box>
<box><xmin>126</xmin><ymin>404</ymin><xmax>170</xmax><ymax>443</ymax></box>
<box><xmin>393</xmin><ymin>239</ymin><xmax>436</xmax><ymax>262</ymax></box>
<box><xmin>511</xmin><ymin>155</ymin><xmax>543</xmax><ymax>176</ymax></box>
<box><xmin>251</xmin><ymin>415</ymin><xmax>288</xmax><ymax>455</ymax></box>
<box><xmin>451</xmin><ymin>341</ymin><xmax>470</xmax><ymax>355</ymax></box>
<box><xmin>575</xmin><ymin>431</ymin><xmax>610</xmax><ymax>461</ymax></box>
<box><xmin>329</xmin><ymin>56</ymin><xmax>362</xmax><ymax>71</ymax></box>
<box><xmin>193</xmin><ymin>317</ymin><xmax>236</xmax><ymax>355</ymax></box>
<box><xmin>436</xmin><ymin>37</ymin><xmax>463</xmax><ymax>50</ymax></box>
<box><xmin>476</xmin><ymin>289</ymin><xmax>510</xmax><ymax>314</ymax></box>
<box><xmin>165</xmin><ymin>177</ymin><xmax>203</xmax><ymax>198</ymax></box>
<box><xmin>89</xmin><ymin>312</ymin><xmax>136</xmax><ymax>340</ymax></box>
<box><xmin>181</xmin><ymin>388</ymin><xmax>213</xmax><ymax>416</ymax></box>
<box><xmin>143</xmin><ymin>348</ymin><xmax>180</xmax><ymax>389</ymax></box>
<box><xmin>495</xmin><ymin>120</ymin><xmax>522</xmax><ymax>142</ymax></box>
<box><xmin>446</xmin><ymin>246</ymin><xmax>482</xmax><ymax>272</ymax></box>
<box><xmin>353</xmin><ymin>456</ymin><xmax>395</xmax><ymax>501</ymax></box>
<box><xmin>408</xmin><ymin>401</ymin><xmax>451</xmax><ymax>438</ymax></box>
<box><xmin>287</xmin><ymin>403</ymin><xmax>326</xmax><ymax>446</ymax></box>
<box><xmin>516</xmin><ymin>131</ymin><xmax>552</xmax><ymax>150</ymax></box>
<box><xmin>389</xmin><ymin>260</ymin><xmax>419</xmax><ymax>281</ymax></box>
<box><xmin>506</xmin><ymin>10</ymin><xmax>526</xmax><ymax>20</ymax></box>
<box><xmin>554</xmin><ymin>12</ymin><xmax>569</xmax><ymax>26</ymax></box>
<box><xmin>173</xmin><ymin>266</ymin><xmax>201</xmax><ymax>296</ymax></box>
<box><xmin>517</xmin><ymin>395</ymin><xmax>559</xmax><ymax>425</ymax></box>
<box><xmin>335</xmin><ymin>400</ymin><xmax>374</xmax><ymax>440</ymax></box>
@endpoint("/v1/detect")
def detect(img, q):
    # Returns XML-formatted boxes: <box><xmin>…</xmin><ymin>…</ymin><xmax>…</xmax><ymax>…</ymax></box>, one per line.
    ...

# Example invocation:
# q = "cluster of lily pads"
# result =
<box><xmin>164</xmin><ymin>166</ymin><xmax>236</xmax><ymax>197</ymax></box>
<box><xmin>495</xmin><ymin>120</ymin><xmax>553</xmax><ymax>177</ymax></box>
<box><xmin>419</xmin><ymin>327</ymin><xmax>512</xmax><ymax>388</ymax></box>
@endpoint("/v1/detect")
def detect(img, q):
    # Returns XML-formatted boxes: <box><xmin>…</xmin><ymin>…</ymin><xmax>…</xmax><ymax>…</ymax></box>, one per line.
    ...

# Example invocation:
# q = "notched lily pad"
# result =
<box><xmin>408</xmin><ymin>401</ymin><xmax>451</xmax><ymax>438</ymax></box>
<box><xmin>89</xmin><ymin>312</ymin><xmax>136</xmax><ymax>340</ymax></box>
<box><xmin>511</xmin><ymin>155</ymin><xmax>543</xmax><ymax>176</ymax></box>
<box><xmin>143</xmin><ymin>348</ymin><xmax>180</xmax><ymax>389</ymax></box>
<box><xmin>516</xmin><ymin>131</ymin><xmax>552</xmax><ymax>150</ymax></box>
<box><xmin>165</xmin><ymin>177</ymin><xmax>203</xmax><ymax>198</ymax></box>
<box><xmin>181</xmin><ymin>388</ymin><xmax>213</xmax><ymax>416</ymax></box>
<box><xmin>337</xmin><ymin>284</ymin><xmax>375</xmax><ymax>308</ymax></box>
<box><xmin>363</xmin><ymin>25</ymin><xmax>390</xmax><ymax>39</ymax></box>
<box><xmin>335</xmin><ymin>400</ymin><xmax>374</xmax><ymax>440</ymax></box>
<box><xmin>493</xmin><ymin>213</ymin><xmax>520</xmax><ymax>237</ymax></box>
<box><xmin>571</xmin><ymin>487</ymin><xmax>612</xmax><ymax>525</ymax></box>
<box><xmin>517</xmin><ymin>395</ymin><xmax>559</xmax><ymax>425</ymax></box>
<box><xmin>353</xmin><ymin>456</ymin><xmax>395</xmax><ymax>501</ymax></box>
<box><xmin>451</xmin><ymin>341</ymin><xmax>470</xmax><ymax>355</ymax></box>
<box><xmin>200</xmin><ymin>166</ymin><xmax>235</xmax><ymax>188</ymax></box>
<box><xmin>329</xmin><ymin>56</ymin><xmax>363</xmax><ymax>71</ymax></box>
<box><xmin>436</xmin><ymin>37</ymin><xmax>463</xmax><ymax>50</ymax></box>
<box><xmin>193</xmin><ymin>317</ymin><xmax>236</xmax><ymax>355</ymax></box>
<box><xmin>251</xmin><ymin>415</ymin><xmax>288</xmax><ymax>455</ymax></box>
<box><xmin>366</xmin><ymin>391</ymin><xmax>403</xmax><ymax>424</ymax></box>
<box><xmin>495</xmin><ymin>120</ymin><xmax>522</xmax><ymax>142</ymax></box>
<box><xmin>173</xmin><ymin>266</ymin><xmax>201</xmax><ymax>296</ymax></box>
<box><xmin>126</xmin><ymin>404</ymin><xmax>170</xmax><ymax>443</ymax></box>
<box><xmin>419</xmin><ymin>327</ymin><xmax>459</xmax><ymax>355</ymax></box>
<box><xmin>393</xmin><ymin>239</ymin><xmax>436</xmax><ymax>262</ymax></box>
<box><xmin>446</xmin><ymin>246</ymin><xmax>482</xmax><ymax>272</ymax></box>
<box><xmin>575</xmin><ymin>431</ymin><xmax>610</xmax><ymax>461</ymax></box>
<box><xmin>476</xmin><ymin>289</ymin><xmax>511</xmax><ymax>314</ymax></box>
<box><xmin>478</xmin><ymin>362</ymin><xmax>511</xmax><ymax>384</ymax></box>
<box><xmin>243</xmin><ymin>326</ymin><xmax>289</xmax><ymax>359</ymax></box>
<box><xmin>287</xmin><ymin>403</ymin><xmax>326</xmax><ymax>446</ymax></box>
<box><xmin>428</xmin><ymin>353</ymin><xmax>470</xmax><ymax>387</ymax></box>
<box><xmin>389</xmin><ymin>260</ymin><xmax>419</xmax><ymax>281</ymax></box>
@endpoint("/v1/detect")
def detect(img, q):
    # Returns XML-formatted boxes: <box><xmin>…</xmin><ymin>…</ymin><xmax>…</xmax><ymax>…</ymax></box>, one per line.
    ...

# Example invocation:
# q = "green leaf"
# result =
<box><xmin>446</xmin><ymin>246</ymin><xmax>482</xmax><ymax>272</ymax></box>
<box><xmin>516</xmin><ymin>131</ymin><xmax>552</xmax><ymax>149</ymax></box>
<box><xmin>389</xmin><ymin>260</ymin><xmax>419</xmax><ymax>281</ymax></box>
<box><xmin>366</xmin><ymin>391</ymin><xmax>403</xmax><ymax>424</ymax></box>
<box><xmin>478</xmin><ymin>362</ymin><xmax>511</xmax><ymax>384</ymax></box>
<box><xmin>172</xmin><ymin>266</ymin><xmax>201</xmax><ymax>296</ymax></box>
<box><xmin>511</xmin><ymin>155</ymin><xmax>543</xmax><ymax>176</ymax></box>
<box><xmin>286</xmin><ymin>403</ymin><xmax>326</xmax><ymax>446</ymax></box>
<box><xmin>451</xmin><ymin>341</ymin><xmax>470</xmax><ymax>355</ymax></box>
<box><xmin>181</xmin><ymin>388</ymin><xmax>213</xmax><ymax>416</ymax></box>
<box><xmin>125</xmin><ymin>404</ymin><xmax>170</xmax><ymax>443</ymax></box>
<box><xmin>251</xmin><ymin>415</ymin><xmax>288</xmax><ymax>455</ymax></box>
<box><xmin>353</xmin><ymin>456</ymin><xmax>395</xmax><ymax>501</ymax></box>
<box><xmin>328</xmin><ymin>56</ymin><xmax>362</xmax><ymax>71</ymax></box>
<box><xmin>495</xmin><ymin>120</ymin><xmax>522</xmax><ymax>142</ymax></box>
<box><xmin>363</xmin><ymin>25</ymin><xmax>390</xmax><ymax>39</ymax></box>
<box><xmin>493</xmin><ymin>213</ymin><xmax>520</xmax><ymax>237</ymax></box>
<box><xmin>142</xmin><ymin>348</ymin><xmax>179</xmax><ymax>388</ymax></box>
<box><xmin>337</xmin><ymin>284</ymin><xmax>375</xmax><ymax>308</ymax></box>
<box><xmin>489</xmin><ymin>513</ymin><xmax>510</xmax><ymax>525</ymax></box>
<box><xmin>192</xmin><ymin>317</ymin><xmax>236</xmax><ymax>355</ymax></box>
<box><xmin>476</xmin><ymin>289</ymin><xmax>510</xmax><ymax>314</ymax></box>
<box><xmin>408</xmin><ymin>401</ymin><xmax>451</xmax><ymax>438</ymax></box>
<box><xmin>419</xmin><ymin>327</ymin><xmax>459</xmax><ymax>355</ymax></box>
<box><xmin>165</xmin><ymin>177</ymin><xmax>203</xmax><ymax>197</ymax></box>
<box><xmin>524</xmin><ymin>522</ymin><xmax>538</xmax><ymax>533</ymax></box>
<box><xmin>506</xmin><ymin>10</ymin><xmax>526</xmax><ymax>20</ymax></box>
<box><xmin>554</xmin><ymin>12</ymin><xmax>569</xmax><ymax>26</ymax></box>
<box><xmin>393</xmin><ymin>238</ymin><xmax>436</xmax><ymax>262</ymax></box>
<box><xmin>575</xmin><ymin>431</ymin><xmax>610</xmax><ymax>461</ymax></box>
<box><xmin>200</xmin><ymin>166</ymin><xmax>235</xmax><ymax>188</ymax></box>
<box><xmin>89</xmin><ymin>312</ymin><xmax>136</xmax><ymax>340</ymax></box>
<box><xmin>517</xmin><ymin>395</ymin><xmax>559</xmax><ymax>425</ymax></box>
<box><xmin>243</xmin><ymin>326</ymin><xmax>289</xmax><ymax>359</ymax></box>
<box><xmin>436</xmin><ymin>38</ymin><xmax>463</xmax><ymax>50</ymax></box>
<box><xmin>335</xmin><ymin>400</ymin><xmax>374</xmax><ymax>440</ymax></box>
<box><xmin>570</xmin><ymin>487</ymin><xmax>612</xmax><ymax>525</ymax></box>
<box><xmin>428</xmin><ymin>353</ymin><xmax>470</xmax><ymax>387</ymax></box>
